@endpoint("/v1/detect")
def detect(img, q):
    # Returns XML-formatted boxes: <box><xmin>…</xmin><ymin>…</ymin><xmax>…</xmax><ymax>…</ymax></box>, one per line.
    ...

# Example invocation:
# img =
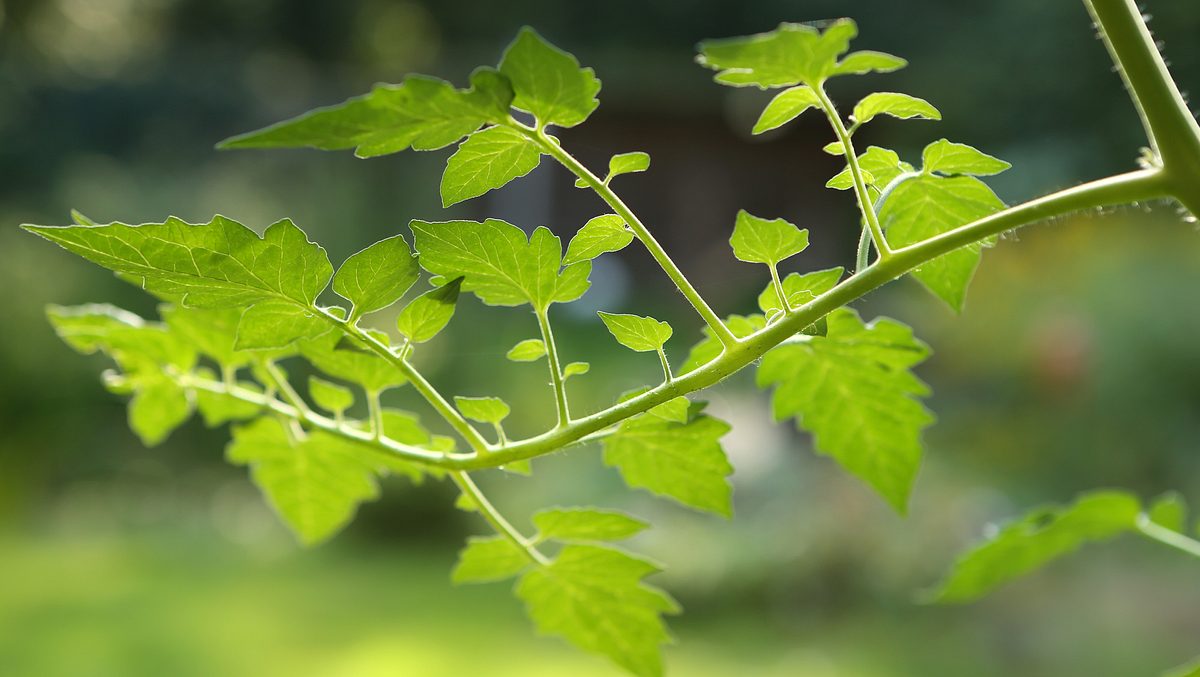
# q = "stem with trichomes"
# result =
<box><xmin>536</xmin><ymin>307</ymin><xmax>571</xmax><ymax>427</ymax></box>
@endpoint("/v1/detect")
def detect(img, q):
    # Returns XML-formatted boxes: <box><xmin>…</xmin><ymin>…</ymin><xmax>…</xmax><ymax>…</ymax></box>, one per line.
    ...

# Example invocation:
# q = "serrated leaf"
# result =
<box><xmin>928</xmin><ymin>491</ymin><xmax>1141</xmax><ymax>603</ymax></box>
<box><xmin>440</xmin><ymin>125</ymin><xmax>543</xmax><ymax>207</ymax></box>
<box><xmin>879</xmin><ymin>174</ymin><xmax>1006</xmax><ymax>311</ymax></box>
<box><xmin>235</xmin><ymin>300</ymin><xmax>331</xmax><ymax>350</ymax></box>
<box><xmin>680</xmin><ymin>314</ymin><xmax>765</xmax><ymax>374</ymax></box>
<box><xmin>602</xmin><ymin>412</ymin><xmax>733</xmax><ymax>516</ymax></box>
<box><xmin>309</xmin><ymin>376</ymin><xmax>354</xmax><ymax>414</ymax></box>
<box><xmin>1148</xmin><ymin>492</ymin><xmax>1188</xmax><ymax>533</ymax></box>
<box><xmin>334</xmin><ymin>235</ymin><xmax>420</xmax><ymax>319</ymax></box>
<box><xmin>506</xmin><ymin>338</ymin><xmax>547</xmax><ymax>362</ymax></box>
<box><xmin>516</xmin><ymin>544</ymin><xmax>678</xmax><ymax>677</ymax></box>
<box><xmin>452</xmin><ymin>535</ymin><xmax>530</xmax><ymax>583</ymax></box>
<box><xmin>922</xmin><ymin>139</ymin><xmax>1011</xmax><ymax>176</ymax></box>
<box><xmin>24</xmin><ymin>216</ymin><xmax>333</xmax><ymax>309</ymax></box>
<box><xmin>533</xmin><ymin>508</ymin><xmax>648</xmax><ymax>543</ymax></box>
<box><xmin>757</xmin><ymin>308</ymin><xmax>933</xmax><ymax>512</ymax></box>
<box><xmin>831</xmin><ymin>50</ymin><xmax>907</xmax><ymax>76</ymax></box>
<box><xmin>757</xmin><ymin>267</ymin><xmax>844</xmax><ymax>315</ymax></box>
<box><xmin>597</xmin><ymin>312</ymin><xmax>672</xmax><ymax>353</ymax></box>
<box><xmin>300</xmin><ymin>337</ymin><xmax>407</xmax><ymax>393</ymax></box>
<box><xmin>161</xmin><ymin>306</ymin><xmax>253</xmax><ymax>367</ymax></box>
<box><xmin>852</xmin><ymin>92</ymin><xmax>941</xmax><ymax>125</ymax></box>
<box><xmin>608</xmin><ymin>152</ymin><xmax>650</xmax><ymax>179</ymax></box>
<box><xmin>454</xmin><ymin>396</ymin><xmax>510</xmax><ymax>424</ymax></box>
<box><xmin>227</xmin><ymin>417</ymin><xmax>381</xmax><ymax>546</ymax></box>
<box><xmin>217</xmin><ymin>69</ymin><xmax>513</xmax><ymax>157</ymax></box>
<box><xmin>857</xmin><ymin>146</ymin><xmax>911</xmax><ymax>187</ymax></box>
<box><xmin>396</xmin><ymin>277</ymin><xmax>463</xmax><ymax>343</ymax></box>
<box><xmin>563</xmin><ymin>214</ymin><xmax>633</xmax><ymax>265</ymax></box>
<box><xmin>697</xmin><ymin>19</ymin><xmax>859</xmax><ymax>89</ymax></box>
<box><xmin>127</xmin><ymin>375</ymin><xmax>192</xmax><ymax>446</ymax></box>
<box><xmin>729</xmin><ymin>210</ymin><xmax>809</xmax><ymax>266</ymax></box>
<box><xmin>562</xmin><ymin>361</ymin><xmax>590</xmax><ymax>378</ymax></box>
<box><xmin>752</xmin><ymin>85</ymin><xmax>821</xmax><ymax>134</ymax></box>
<box><xmin>500</xmin><ymin>27</ymin><xmax>601</xmax><ymax>128</ymax></box>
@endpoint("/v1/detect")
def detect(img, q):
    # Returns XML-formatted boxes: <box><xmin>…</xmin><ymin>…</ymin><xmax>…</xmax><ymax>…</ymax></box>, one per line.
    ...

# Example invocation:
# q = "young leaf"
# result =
<box><xmin>440</xmin><ymin>125</ymin><xmax>543</xmax><ymax>207</ymax></box>
<box><xmin>235</xmin><ymin>300</ymin><xmax>331</xmax><ymax>350</ymax></box>
<box><xmin>454</xmin><ymin>396</ymin><xmax>511</xmax><ymax>424</ymax></box>
<box><xmin>451</xmin><ymin>536</ymin><xmax>530</xmax><ymax>583</ymax></box>
<box><xmin>563</xmin><ymin>214</ymin><xmax>633</xmax><ymax>265</ymax></box>
<box><xmin>506</xmin><ymin>338</ymin><xmax>547</xmax><ymax>362</ymax></box>
<box><xmin>533</xmin><ymin>508</ymin><xmax>649</xmax><ymax>542</ymax></box>
<box><xmin>334</xmin><ymin>235</ymin><xmax>420</xmax><ymax>319</ymax></box>
<box><xmin>729</xmin><ymin>210</ymin><xmax>809</xmax><ymax>266</ymax></box>
<box><xmin>23</xmin><ymin>216</ymin><xmax>333</xmax><ymax>308</ymax></box>
<box><xmin>602</xmin><ymin>412</ymin><xmax>734</xmax><ymax>516</ymax></box>
<box><xmin>831</xmin><ymin>50</ymin><xmax>907</xmax><ymax>76</ymax></box>
<box><xmin>697</xmin><ymin>19</ymin><xmax>859</xmax><ymax>88</ymax></box>
<box><xmin>922</xmin><ymin>139</ymin><xmax>1012</xmax><ymax>176</ymax></box>
<box><xmin>499</xmin><ymin>27</ymin><xmax>601</xmax><ymax>129</ymax></box>
<box><xmin>822</xmin><ymin>141</ymin><xmax>846</xmax><ymax>155</ymax></box>
<box><xmin>608</xmin><ymin>152</ymin><xmax>650</xmax><ymax>179</ymax></box>
<box><xmin>226</xmin><ymin>417</ymin><xmax>382</xmax><ymax>546</ymax></box>
<box><xmin>516</xmin><ymin>544</ymin><xmax>679</xmax><ymax>677</ymax></box>
<box><xmin>396</xmin><ymin>277</ymin><xmax>463</xmax><ymax>343</ymax></box>
<box><xmin>927</xmin><ymin>491</ymin><xmax>1141</xmax><ymax>603</ymax></box>
<box><xmin>753</xmin><ymin>85</ymin><xmax>821</xmax><ymax>134</ymax></box>
<box><xmin>562</xmin><ymin>361</ymin><xmax>590</xmax><ymax>378</ymax></box>
<box><xmin>757</xmin><ymin>308</ymin><xmax>933</xmax><ymax>513</ymax></box>
<box><xmin>194</xmin><ymin>383</ymin><xmax>263</xmax><ymax>427</ymax></box>
<box><xmin>411</xmin><ymin>219</ymin><xmax>590</xmax><ymax>310</ymax></box>
<box><xmin>826</xmin><ymin>167</ymin><xmax>874</xmax><ymax>190</ymax></box>
<box><xmin>757</xmin><ymin>267</ymin><xmax>844</xmax><ymax>315</ymax></box>
<box><xmin>1148</xmin><ymin>491</ymin><xmax>1188</xmax><ymax>533</ymax></box>
<box><xmin>308</xmin><ymin>376</ymin><xmax>354</xmax><ymax>414</ymax></box>
<box><xmin>597</xmin><ymin>312</ymin><xmax>673</xmax><ymax>353</ymax></box>
<box><xmin>217</xmin><ymin>69</ymin><xmax>513</xmax><ymax>157</ymax></box>
<box><xmin>851</xmin><ymin>92</ymin><xmax>941</xmax><ymax>125</ymax></box>
<box><xmin>857</xmin><ymin>146</ymin><xmax>912</xmax><ymax>187</ymax></box>
<box><xmin>879</xmin><ymin>174</ymin><xmax>1006</xmax><ymax>311</ymax></box>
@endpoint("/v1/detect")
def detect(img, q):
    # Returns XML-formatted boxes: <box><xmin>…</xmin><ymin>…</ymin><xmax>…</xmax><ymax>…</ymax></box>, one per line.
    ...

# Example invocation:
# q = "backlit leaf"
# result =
<box><xmin>697</xmin><ymin>19</ymin><xmax>859</xmax><ymax>89</ymax></box>
<box><xmin>454</xmin><ymin>395</ymin><xmax>511</xmax><ymax>424</ymax></box>
<box><xmin>440</xmin><ymin>125</ymin><xmax>543</xmax><ymax>207</ymax></box>
<box><xmin>500</xmin><ymin>27</ymin><xmax>601</xmax><ymax>128</ymax></box>
<box><xmin>452</xmin><ymin>536</ymin><xmax>530</xmax><ymax>583</ymax></box>
<box><xmin>506</xmin><ymin>338</ymin><xmax>547</xmax><ymax>362</ymax></box>
<box><xmin>597</xmin><ymin>312</ymin><xmax>673</xmax><ymax>353</ymax></box>
<box><xmin>831</xmin><ymin>50</ymin><xmax>907</xmax><ymax>76</ymax></box>
<box><xmin>922</xmin><ymin>139</ymin><xmax>1012</xmax><ymax>176</ymax></box>
<box><xmin>752</xmin><ymin>85</ymin><xmax>821</xmax><ymax>134</ymax></box>
<box><xmin>396</xmin><ymin>277</ymin><xmax>463</xmax><ymax>344</ymax></box>
<box><xmin>334</xmin><ymin>235</ymin><xmax>420</xmax><ymax>319</ymax></box>
<box><xmin>308</xmin><ymin>376</ymin><xmax>354</xmax><ymax>414</ymax></box>
<box><xmin>533</xmin><ymin>508</ymin><xmax>649</xmax><ymax>543</ymax></box>
<box><xmin>851</xmin><ymin>92</ymin><xmax>941</xmax><ymax>125</ymax></box>
<box><xmin>563</xmin><ymin>214</ymin><xmax>633</xmax><ymax>265</ymax></box>
<box><xmin>729</xmin><ymin>210</ymin><xmax>809</xmax><ymax>266</ymax></box>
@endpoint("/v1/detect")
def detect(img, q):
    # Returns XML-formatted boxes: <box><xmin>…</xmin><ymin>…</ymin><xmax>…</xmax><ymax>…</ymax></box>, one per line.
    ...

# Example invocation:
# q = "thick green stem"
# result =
<box><xmin>1137</xmin><ymin>514</ymin><xmax>1200</xmax><ymax>559</ymax></box>
<box><xmin>815</xmin><ymin>85</ymin><xmax>892</xmax><ymax>258</ymax></box>
<box><xmin>450</xmin><ymin>471</ymin><xmax>549</xmax><ymax>566</ymax></box>
<box><xmin>516</xmin><ymin>122</ymin><xmax>738</xmax><ymax>348</ymax></box>
<box><xmin>536</xmin><ymin>307</ymin><xmax>571</xmax><ymax>427</ymax></box>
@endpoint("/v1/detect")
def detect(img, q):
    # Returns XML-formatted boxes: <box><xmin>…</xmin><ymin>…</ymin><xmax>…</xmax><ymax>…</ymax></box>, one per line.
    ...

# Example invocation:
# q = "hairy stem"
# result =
<box><xmin>815</xmin><ymin>84</ymin><xmax>891</xmax><ymax>257</ymax></box>
<box><xmin>513</xmin><ymin>121</ymin><xmax>739</xmax><ymax>348</ymax></box>
<box><xmin>657</xmin><ymin>348</ymin><xmax>673</xmax><ymax>384</ymax></box>
<box><xmin>450</xmin><ymin>471</ymin><xmax>549</xmax><ymax>566</ymax></box>
<box><xmin>768</xmin><ymin>263</ymin><xmax>790</xmax><ymax>311</ymax></box>
<box><xmin>1137</xmin><ymin>514</ymin><xmax>1200</xmax><ymax>559</ymax></box>
<box><xmin>536</xmin><ymin>307</ymin><xmax>571</xmax><ymax>427</ymax></box>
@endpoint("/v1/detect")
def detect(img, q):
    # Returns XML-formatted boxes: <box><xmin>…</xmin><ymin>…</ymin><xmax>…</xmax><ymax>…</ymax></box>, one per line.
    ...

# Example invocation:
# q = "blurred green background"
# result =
<box><xmin>2</xmin><ymin>0</ymin><xmax>1199</xmax><ymax>675</ymax></box>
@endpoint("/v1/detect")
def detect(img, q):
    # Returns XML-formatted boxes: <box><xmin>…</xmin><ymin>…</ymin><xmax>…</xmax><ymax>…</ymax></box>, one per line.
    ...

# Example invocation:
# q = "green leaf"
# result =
<box><xmin>825</xmin><ymin>166</ymin><xmax>874</xmax><ymax>190</ymax></box>
<box><xmin>562</xmin><ymin>361</ymin><xmax>590</xmax><ymax>379</ymax></box>
<box><xmin>194</xmin><ymin>386</ymin><xmax>263</xmax><ymax>427</ymax></box>
<box><xmin>1164</xmin><ymin>656</ymin><xmax>1200</xmax><ymax>677</ymax></box>
<box><xmin>308</xmin><ymin>376</ymin><xmax>354</xmax><ymax>414</ymax></box>
<box><xmin>227</xmin><ymin>417</ymin><xmax>381</xmax><ymax>546</ymax></box>
<box><xmin>756</xmin><ymin>308</ymin><xmax>933</xmax><ymax>513</ymax></box>
<box><xmin>597</xmin><ymin>312</ymin><xmax>672</xmax><ymax>353</ymax></box>
<box><xmin>697</xmin><ymin>19</ymin><xmax>859</xmax><ymax>89</ymax></box>
<box><xmin>533</xmin><ymin>508</ymin><xmax>649</xmax><ymax>542</ymax></box>
<box><xmin>451</xmin><ymin>536</ymin><xmax>530</xmax><ymax>583</ymax></box>
<box><xmin>602</xmin><ymin>412</ymin><xmax>733</xmax><ymax>516</ymax></box>
<box><xmin>831</xmin><ymin>50</ymin><xmax>907</xmax><ymax>76</ymax></box>
<box><xmin>217</xmin><ymin>69</ymin><xmax>513</xmax><ymax>157</ymax></box>
<box><xmin>506</xmin><ymin>338</ymin><xmax>547</xmax><ymax>362</ymax></box>
<box><xmin>856</xmin><ymin>146</ymin><xmax>912</xmax><ymax>187</ymax></box>
<box><xmin>411</xmin><ymin>219</ymin><xmax>591</xmax><ymax>310</ymax></box>
<box><xmin>48</xmin><ymin>304</ymin><xmax>197</xmax><ymax>446</ymax></box>
<box><xmin>1148</xmin><ymin>491</ymin><xmax>1188</xmax><ymax>533</ymax></box>
<box><xmin>752</xmin><ymin>85</ymin><xmax>821</xmax><ymax>134</ymax></box>
<box><xmin>680</xmin><ymin>314</ymin><xmax>765</xmax><ymax>374</ymax></box>
<box><xmin>729</xmin><ymin>210</ymin><xmax>809</xmax><ymax>266</ymax></box>
<box><xmin>608</xmin><ymin>152</ymin><xmax>650</xmax><ymax>179</ymax></box>
<box><xmin>822</xmin><ymin>141</ymin><xmax>846</xmax><ymax>155</ymax></box>
<box><xmin>927</xmin><ymin>491</ymin><xmax>1141</xmax><ymax>603</ymax></box>
<box><xmin>162</xmin><ymin>306</ymin><xmax>258</xmax><ymax>368</ymax></box>
<box><xmin>852</xmin><ymin>92</ymin><xmax>941</xmax><ymax>126</ymax></box>
<box><xmin>516</xmin><ymin>544</ymin><xmax>678</xmax><ymax>677</ymax></box>
<box><xmin>879</xmin><ymin>174</ymin><xmax>1006</xmax><ymax>311</ymax></box>
<box><xmin>23</xmin><ymin>216</ymin><xmax>333</xmax><ymax>308</ymax></box>
<box><xmin>563</xmin><ymin>214</ymin><xmax>633</xmax><ymax>265</ymax></box>
<box><xmin>454</xmin><ymin>396</ymin><xmax>511</xmax><ymax>424</ymax></box>
<box><xmin>922</xmin><ymin>139</ymin><xmax>1012</xmax><ymax>176</ymax></box>
<box><xmin>440</xmin><ymin>125</ymin><xmax>543</xmax><ymax>207</ymax></box>
<box><xmin>396</xmin><ymin>277</ymin><xmax>463</xmax><ymax>343</ymax></box>
<box><xmin>334</xmin><ymin>235</ymin><xmax>420</xmax><ymax>319</ymax></box>
<box><xmin>757</xmin><ymin>267</ymin><xmax>844</xmax><ymax>316</ymax></box>
<box><xmin>235</xmin><ymin>300</ymin><xmax>331</xmax><ymax>350</ymax></box>
<box><xmin>499</xmin><ymin>27</ymin><xmax>601</xmax><ymax>129</ymax></box>
<box><xmin>300</xmin><ymin>337</ymin><xmax>407</xmax><ymax>393</ymax></box>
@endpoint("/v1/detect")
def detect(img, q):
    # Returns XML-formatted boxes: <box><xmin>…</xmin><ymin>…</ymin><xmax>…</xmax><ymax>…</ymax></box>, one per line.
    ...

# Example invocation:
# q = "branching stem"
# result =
<box><xmin>1137</xmin><ymin>514</ymin><xmax>1200</xmax><ymax>560</ymax></box>
<box><xmin>450</xmin><ymin>471</ymin><xmax>549</xmax><ymax>566</ymax></box>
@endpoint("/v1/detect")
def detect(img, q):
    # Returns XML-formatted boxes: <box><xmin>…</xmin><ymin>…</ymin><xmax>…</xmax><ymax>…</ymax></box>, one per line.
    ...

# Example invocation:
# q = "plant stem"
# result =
<box><xmin>262</xmin><ymin>361</ymin><xmax>311</xmax><ymax>417</ymax></box>
<box><xmin>450</xmin><ymin>471</ymin><xmax>549</xmax><ymax>566</ymax></box>
<box><xmin>536</xmin><ymin>307</ymin><xmax>571</xmax><ymax>427</ymax></box>
<box><xmin>814</xmin><ymin>84</ymin><xmax>892</xmax><ymax>258</ymax></box>
<box><xmin>515</xmin><ymin>121</ymin><xmax>738</xmax><ymax>348</ymax></box>
<box><xmin>768</xmin><ymin>263</ymin><xmax>790</xmax><ymax>311</ymax></box>
<box><xmin>1137</xmin><ymin>514</ymin><xmax>1200</xmax><ymax>559</ymax></box>
<box><xmin>657</xmin><ymin>348</ymin><xmax>673</xmax><ymax>384</ymax></box>
<box><xmin>366</xmin><ymin>389</ymin><xmax>384</xmax><ymax>440</ymax></box>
